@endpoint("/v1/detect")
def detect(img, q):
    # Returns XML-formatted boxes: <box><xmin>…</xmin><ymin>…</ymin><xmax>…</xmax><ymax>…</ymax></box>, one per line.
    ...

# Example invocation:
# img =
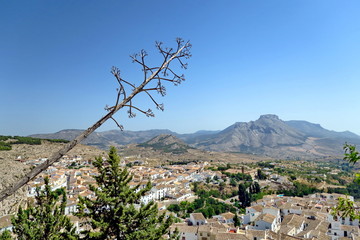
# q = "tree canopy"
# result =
<box><xmin>76</xmin><ymin>147</ymin><xmax>175</xmax><ymax>240</ymax></box>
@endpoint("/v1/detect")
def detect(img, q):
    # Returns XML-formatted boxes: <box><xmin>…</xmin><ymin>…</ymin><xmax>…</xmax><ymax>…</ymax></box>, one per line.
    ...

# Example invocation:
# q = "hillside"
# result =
<box><xmin>0</xmin><ymin>140</ymin><xmax>107</xmax><ymax>215</ymax></box>
<box><xmin>138</xmin><ymin>134</ymin><xmax>192</xmax><ymax>154</ymax></box>
<box><xmin>193</xmin><ymin>114</ymin><xmax>306</xmax><ymax>152</ymax></box>
<box><xmin>285</xmin><ymin>120</ymin><xmax>360</xmax><ymax>139</ymax></box>
<box><xmin>28</xmin><ymin>114</ymin><xmax>360</xmax><ymax>160</ymax></box>
<box><xmin>192</xmin><ymin>115</ymin><xmax>360</xmax><ymax>159</ymax></box>
<box><xmin>31</xmin><ymin>129</ymin><xmax>177</xmax><ymax>149</ymax></box>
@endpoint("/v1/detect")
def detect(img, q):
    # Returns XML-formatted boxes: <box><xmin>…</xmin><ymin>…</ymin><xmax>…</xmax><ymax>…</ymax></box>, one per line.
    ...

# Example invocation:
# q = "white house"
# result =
<box><xmin>170</xmin><ymin>224</ymin><xmax>198</xmax><ymax>240</ymax></box>
<box><xmin>262</xmin><ymin>207</ymin><xmax>281</xmax><ymax>225</ymax></box>
<box><xmin>249</xmin><ymin>213</ymin><xmax>279</xmax><ymax>232</ymax></box>
<box><xmin>189</xmin><ymin>213</ymin><xmax>206</xmax><ymax>226</ymax></box>
<box><xmin>214</xmin><ymin>212</ymin><xmax>235</xmax><ymax>224</ymax></box>
<box><xmin>65</xmin><ymin>198</ymin><xmax>78</xmax><ymax>215</ymax></box>
<box><xmin>243</xmin><ymin>205</ymin><xmax>263</xmax><ymax>224</ymax></box>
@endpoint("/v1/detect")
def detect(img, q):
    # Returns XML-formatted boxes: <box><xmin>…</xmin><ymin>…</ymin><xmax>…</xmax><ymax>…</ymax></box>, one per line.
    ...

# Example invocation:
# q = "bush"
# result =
<box><xmin>0</xmin><ymin>142</ymin><xmax>11</xmax><ymax>151</ymax></box>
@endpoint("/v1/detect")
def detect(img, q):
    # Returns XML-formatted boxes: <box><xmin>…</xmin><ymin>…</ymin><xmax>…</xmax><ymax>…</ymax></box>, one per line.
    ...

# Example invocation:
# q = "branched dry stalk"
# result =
<box><xmin>0</xmin><ymin>38</ymin><xmax>191</xmax><ymax>202</ymax></box>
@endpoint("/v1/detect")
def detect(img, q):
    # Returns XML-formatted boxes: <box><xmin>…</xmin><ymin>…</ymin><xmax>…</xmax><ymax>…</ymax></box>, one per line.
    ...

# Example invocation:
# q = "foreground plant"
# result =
<box><xmin>12</xmin><ymin>177</ymin><xmax>77</xmax><ymax>240</ymax></box>
<box><xmin>331</xmin><ymin>143</ymin><xmax>360</xmax><ymax>219</ymax></box>
<box><xmin>77</xmin><ymin>147</ymin><xmax>177</xmax><ymax>240</ymax></box>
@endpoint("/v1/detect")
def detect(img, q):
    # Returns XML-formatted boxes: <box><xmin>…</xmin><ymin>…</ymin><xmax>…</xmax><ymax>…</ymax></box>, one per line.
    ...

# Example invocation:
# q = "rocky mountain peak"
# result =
<box><xmin>258</xmin><ymin>114</ymin><xmax>280</xmax><ymax>121</ymax></box>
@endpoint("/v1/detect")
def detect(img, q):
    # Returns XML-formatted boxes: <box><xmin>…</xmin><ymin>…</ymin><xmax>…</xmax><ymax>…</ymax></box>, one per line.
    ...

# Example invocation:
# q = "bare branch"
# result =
<box><xmin>142</xmin><ymin>90</ymin><xmax>164</xmax><ymax>111</ymax></box>
<box><xmin>124</xmin><ymin>105</ymin><xmax>155</xmax><ymax>117</ymax></box>
<box><xmin>127</xmin><ymin>101</ymin><xmax>136</xmax><ymax>118</ymax></box>
<box><xmin>110</xmin><ymin>117</ymin><xmax>124</xmax><ymax>131</ymax></box>
<box><xmin>0</xmin><ymin>38</ymin><xmax>191</xmax><ymax>202</ymax></box>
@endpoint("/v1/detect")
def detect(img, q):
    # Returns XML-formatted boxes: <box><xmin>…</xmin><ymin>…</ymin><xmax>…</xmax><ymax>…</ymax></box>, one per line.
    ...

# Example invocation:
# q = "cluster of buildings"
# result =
<box><xmin>170</xmin><ymin>193</ymin><xmax>360</xmax><ymax>240</ymax></box>
<box><xmin>2</xmin><ymin>154</ymin><xmax>220</xmax><ymax>222</ymax></box>
<box><xmin>2</xmin><ymin>154</ymin><xmax>360</xmax><ymax>240</ymax></box>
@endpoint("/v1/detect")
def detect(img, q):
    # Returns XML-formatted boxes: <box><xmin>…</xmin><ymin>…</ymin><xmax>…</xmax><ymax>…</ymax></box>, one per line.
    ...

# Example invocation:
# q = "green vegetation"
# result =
<box><xmin>331</xmin><ymin>144</ymin><xmax>360</xmax><ymax>219</ymax></box>
<box><xmin>167</xmin><ymin>190</ymin><xmax>236</xmax><ymax>219</ymax></box>
<box><xmin>0</xmin><ymin>230</ymin><xmax>12</xmax><ymax>240</ymax></box>
<box><xmin>0</xmin><ymin>136</ymin><xmax>11</xmax><ymax>141</ymax></box>
<box><xmin>138</xmin><ymin>141</ymin><xmax>190</xmax><ymax>154</ymax></box>
<box><xmin>12</xmin><ymin>136</ymin><xmax>41</xmax><ymax>145</ymax></box>
<box><xmin>9</xmin><ymin>147</ymin><xmax>176</xmax><ymax>240</ymax></box>
<box><xmin>238</xmin><ymin>183</ymin><xmax>251</xmax><ymax>208</ymax></box>
<box><xmin>217</xmin><ymin>163</ymin><xmax>231</xmax><ymax>171</ymax></box>
<box><xmin>224</xmin><ymin>172</ymin><xmax>252</xmax><ymax>182</ymax></box>
<box><xmin>77</xmin><ymin>147</ymin><xmax>175</xmax><ymax>239</ymax></box>
<box><xmin>138</xmin><ymin>135</ymin><xmax>191</xmax><ymax>154</ymax></box>
<box><xmin>0</xmin><ymin>135</ymin><xmax>69</xmax><ymax>151</ymax></box>
<box><xmin>257</xmin><ymin>169</ymin><xmax>267</xmax><ymax>180</ymax></box>
<box><xmin>233</xmin><ymin>213</ymin><xmax>240</xmax><ymax>227</ymax></box>
<box><xmin>45</xmin><ymin>139</ymin><xmax>70</xmax><ymax>143</ymax></box>
<box><xmin>257</xmin><ymin>161</ymin><xmax>275</xmax><ymax>169</ymax></box>
<box><xmin>279</xmin><ymin>181</ymin><xmax>319</xmax><ymax>197</ymax></box>
<box><xmin>11</xmin><ymin>177</ymin><xmax>77</xmax><ymax>240</ymax></box>
<box><xmin>0</xmin><ymin>142</ymin><xmax>11</xmax><ymax>151</ymax></box>
<box><xmin>327</xmin><ymin>180</ymin><xmax>360</xmax><ymax>198</ymax></box>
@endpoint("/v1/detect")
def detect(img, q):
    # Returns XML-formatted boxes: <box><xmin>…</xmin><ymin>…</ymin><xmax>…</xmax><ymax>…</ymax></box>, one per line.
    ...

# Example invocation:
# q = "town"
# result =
<box><xmin>0</xmin><ymin>152</ymin><xmax>358</xmax><ymax>240</ymax></box>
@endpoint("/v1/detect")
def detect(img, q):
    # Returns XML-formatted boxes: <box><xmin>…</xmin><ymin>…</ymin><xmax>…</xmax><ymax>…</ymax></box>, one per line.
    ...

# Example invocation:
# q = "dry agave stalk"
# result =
<box><xmin>0</xmin><ymin>38</ymin><xmax>191</xmax><ymax>202</ymax></box>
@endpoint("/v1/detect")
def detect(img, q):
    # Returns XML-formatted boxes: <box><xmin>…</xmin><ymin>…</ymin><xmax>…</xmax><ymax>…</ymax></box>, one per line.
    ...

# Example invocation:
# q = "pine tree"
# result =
<box><xmin>77</xmin><ymin>146</ymin><xmax>175</xmax><ymax>240</ymax></box>
<box><xmin>238</xmin><ymin>184</ymin><xmax>251</xmax><ymax>208</ymax></box>
<box><xmin>233</xmin><ymin>213</ymin><xmax>240</xmax><ymax>227</ymax></box>
<box><xmin>253</xmin><ymin>182</ymin><xmax>261</xmax><ymax>194</ymax></box>
<box><xmin>11</xmin><ymin>177</ymin><xmax>77</xmax><ymax>240</ymax></box>
<box><xmin>0</xmin><ymin>230</ymin><xmax>12</xmax><ymax>240</ymax></box>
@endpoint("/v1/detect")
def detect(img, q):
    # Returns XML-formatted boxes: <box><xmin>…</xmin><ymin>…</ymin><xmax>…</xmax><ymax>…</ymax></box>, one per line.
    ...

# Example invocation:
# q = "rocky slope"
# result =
<box><xmin>193</xmin><ymin>115</ymin><xmax>306</xmax><ymax>152</ymax></box>
<box><xmin>192</xmin><ymin>115</ymin><xmax>360</xmax><ymax>159</ymax></box>
<box><xmin>29</xmin><ymin>115</ymin><xmax>360</xmax><ymax>159</ymax></box>
<box><xmin>31</xmin><ymin>129</ymin><xmax>177</xmax><ymax>149</ymax></box>
<box><xmin>137</xmin><ymin>134</ymin><xmax>192</xmax><ymax>154</ymax></box>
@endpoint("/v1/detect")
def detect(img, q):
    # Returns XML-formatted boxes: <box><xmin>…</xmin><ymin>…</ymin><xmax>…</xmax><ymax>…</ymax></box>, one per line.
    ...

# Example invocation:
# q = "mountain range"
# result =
<box><xmin>30</xmin><ymin>114</ymin><xmax>360</xmax><ymax>159</ymax></box>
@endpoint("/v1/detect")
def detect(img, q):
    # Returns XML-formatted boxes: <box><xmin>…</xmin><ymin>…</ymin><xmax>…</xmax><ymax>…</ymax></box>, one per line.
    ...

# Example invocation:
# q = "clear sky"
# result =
<box><xmin>1</xmin><ymin>1</ymin><xmax>360</xmax><ymax>136</ymax></box>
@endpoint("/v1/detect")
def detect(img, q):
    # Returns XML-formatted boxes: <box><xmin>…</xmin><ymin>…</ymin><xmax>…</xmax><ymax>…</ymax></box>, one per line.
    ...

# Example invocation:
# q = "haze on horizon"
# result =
<box><xmin>1</xmin><ymin>1</ymin><xmax>360</xmax><ymax>136</ymax></box>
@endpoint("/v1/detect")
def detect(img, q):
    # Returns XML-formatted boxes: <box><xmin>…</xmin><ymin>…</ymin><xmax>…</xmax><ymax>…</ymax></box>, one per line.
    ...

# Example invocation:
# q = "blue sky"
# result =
<box><xmin>1</xmin><ymin>1</ymin><xmax>360</xmax><ymax>136</ymax></box>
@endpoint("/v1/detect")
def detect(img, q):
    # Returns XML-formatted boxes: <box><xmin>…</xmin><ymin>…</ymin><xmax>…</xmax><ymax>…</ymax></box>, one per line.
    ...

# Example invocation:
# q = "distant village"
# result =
<box><xmin>0</xmin><ymin>154</ymin><xmax>358</xmax><ymax>240</ymax></box>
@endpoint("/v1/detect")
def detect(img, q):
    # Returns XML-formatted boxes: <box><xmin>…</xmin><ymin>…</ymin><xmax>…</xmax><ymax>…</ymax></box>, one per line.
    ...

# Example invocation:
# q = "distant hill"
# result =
<box><xmin>29</xmin><ymin>114</ymin><xmax>360</xmax><ymax>159</ymax></box>
<box><xmin>191</xmin><ymin>115</ymin><xmax>360</xmax><ymax>159</ymax></box>
<box><xmin>138</xmin><ymin>134</ymin><xmax>192</xmax><ymax>154</ymax></box>
<box><xmin>192</xmin><ymin>114</ymin><xmax>306</xmax><ymax>153</ymax></box>
<box><xmin>285</xmin><ymin>120</ymin><xmax>360</xmax><ymax>139</ymax></box>
<box><xmin>31</xmin><ymin>129</ymin><xmax>177</xmax><ymax>149</ymax></box>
